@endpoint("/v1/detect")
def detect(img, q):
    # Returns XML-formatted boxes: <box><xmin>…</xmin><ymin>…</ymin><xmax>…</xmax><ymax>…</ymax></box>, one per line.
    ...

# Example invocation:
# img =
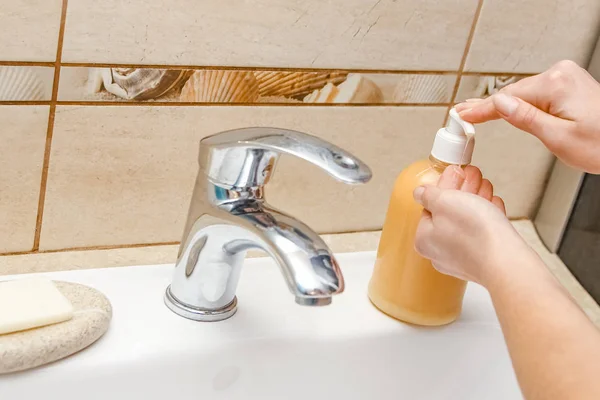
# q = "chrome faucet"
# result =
<box><xmin>164</xmin><ymin>127</ymin><xmax>372</xmax><ymax>322</ymax></box>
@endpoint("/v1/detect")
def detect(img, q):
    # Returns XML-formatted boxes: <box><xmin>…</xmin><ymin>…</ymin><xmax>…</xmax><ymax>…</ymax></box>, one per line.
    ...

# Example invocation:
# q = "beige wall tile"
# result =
<box><xmin>472</xmin><ymin>119</ymin><xmax>555</xmax><ymax>217</ymax></box>
<box><xmin>42</xmin><ymin>106</ymin><xmax>443</xmax><ymax>249</ymax></box>
<box><xmin>0</xmin><ymin>106</ymin><xmax>49</xmax><ymax>253</ymax></box>
<box><xmin>0</xmin><ymin>0</ymin><xmax>62</xmax><ymax>61</ymax></box>
<box><xmin>62</xmin><ymin>0</ymin><xmax>478</xmax><ymax>70</ymax></box>
<box><xmin>0</xmin><ymin>67</ymin><xmax>54</xmax><ymax>101</ymax></box>
<box><xmin>465</xmin><ymin>0</ymin><xmax>600</xmax><ymax>73</ymax></box>
<box><xmin>42</xmin><ymin>105</ymin><xmax>553</xmax><ymax>250</ymax></box>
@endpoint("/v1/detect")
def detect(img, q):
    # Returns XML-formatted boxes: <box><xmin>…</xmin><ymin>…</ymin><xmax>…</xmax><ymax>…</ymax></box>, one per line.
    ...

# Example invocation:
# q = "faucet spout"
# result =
<box><xmin>225</xmin><ymin>206</ymin><xmax>345</xmax><ymax>301</ymax></box>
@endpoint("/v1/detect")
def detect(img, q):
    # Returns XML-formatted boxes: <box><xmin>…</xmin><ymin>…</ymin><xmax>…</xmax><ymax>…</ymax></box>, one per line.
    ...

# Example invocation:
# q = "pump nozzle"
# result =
<box><xmin>447</xmin><ymin>108</ymin><xmax>475</xmax><ymax>138</ymax></box>
<box><xmin>430</xmin><ymin>108</ymin><xmax>476</xmax><ymax>165</ymax></box>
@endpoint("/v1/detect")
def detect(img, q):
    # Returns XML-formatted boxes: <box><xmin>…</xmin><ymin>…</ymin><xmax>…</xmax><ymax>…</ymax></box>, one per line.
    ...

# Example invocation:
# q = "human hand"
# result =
<box><xmin>413</xmin><ymin>165</ymin><xmax>529</xmax><ymax>286</ymax></box>
<box><xmin>455</xmin><ymin>60</ymin><xmax>600</xmax><ymax>174</ymax></box>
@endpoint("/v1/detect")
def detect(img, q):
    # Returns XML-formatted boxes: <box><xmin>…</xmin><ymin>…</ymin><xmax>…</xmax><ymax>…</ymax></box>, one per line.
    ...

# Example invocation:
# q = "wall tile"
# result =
<box><xmin>61</xmin><ymin>0</ymin><xmax>478</xmax><ymax>70</ymax></box>
<box><xmin>0</xmin><ymin>106</ymin><xmax>49</xmax><ymax>253</ymax></box>
<box><xmin>455</xmin><ymin>74</ymin><xmax>524</xmax><ymax>102</ymax></box>
<box><xmin>0</xmin><ymin>67</ymin><xmax>54</xmax><ymax>101</ymax></box>
<box><xmin>59</xmin><ymin>67</ymin><xmax>456</xmax><ymax>104</ymax></box>
<box><xmin>0</xmin><ymin>0</ymin><xmax>62</xmax><ymax>62</ymax></box>
<box><xmin>472</xmin><ymin>119</ymin><xmax>554</xmax><ymax>217</ymax></box>
<box><xmin>42</xmin><ymin>105</ymin><xmax>552</xmax><ymax>250</ymax></box>
<box><xmin>466</xmin><ymin>0</ymin><xmax>600</xmax><ymax>73</ymax></box>
<box><xmin>42</xmin><ymin>106</ymin><xmax>445</xmax><ymax>249</ymax></box>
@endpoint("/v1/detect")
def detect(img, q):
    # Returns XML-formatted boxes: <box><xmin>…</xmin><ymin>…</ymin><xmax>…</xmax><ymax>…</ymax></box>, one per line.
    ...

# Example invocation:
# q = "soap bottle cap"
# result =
<box><xmin>431</xmin><ymin>108</ymin><xmax>476</xmax><ymax>165</ymax></box>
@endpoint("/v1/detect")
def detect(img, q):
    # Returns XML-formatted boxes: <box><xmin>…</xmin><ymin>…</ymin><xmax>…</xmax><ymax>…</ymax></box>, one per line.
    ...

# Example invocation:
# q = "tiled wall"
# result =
<box><xmin>2</xmin><ymin>0</ymin><xmax>600</xmax><ymax>255</ymax></box>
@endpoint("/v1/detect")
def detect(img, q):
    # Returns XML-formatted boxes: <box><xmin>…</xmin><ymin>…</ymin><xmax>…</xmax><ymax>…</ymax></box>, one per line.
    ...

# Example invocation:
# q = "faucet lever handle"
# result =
<box><xmin>199</xmin><ymin>127</ymin><xmax>372</xmax><ymax>188</ymax></box>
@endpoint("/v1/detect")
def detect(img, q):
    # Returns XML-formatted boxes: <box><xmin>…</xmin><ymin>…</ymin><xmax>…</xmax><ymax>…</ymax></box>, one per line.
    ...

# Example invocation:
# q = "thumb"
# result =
<box><xmin>492</xmin><ymin>93</ymin><xmax>574</xmax><ymax>148</ymax></box>
<box><xmin>413</xmin><ymin>185</ymin><xmax>443</xmax><ymax>213</ymax></box>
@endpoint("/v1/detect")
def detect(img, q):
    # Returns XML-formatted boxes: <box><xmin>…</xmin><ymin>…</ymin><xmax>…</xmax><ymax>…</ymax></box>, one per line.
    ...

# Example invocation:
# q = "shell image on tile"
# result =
<box><xmin>100</xmin><ymin>68</ymin><xmax>193</xmax><ymax>100</ymax></box>
<box><xmin>180</xmin><ymin>70</ymin><xmax>259</xmax><ymax>103</ymax></box>
<box><xmin>254</xmin><ymin>71</ymin><xmax>347</xmax><ymax>99</ymax></box>
<box><xmin>474</xmin><ymin>76</ymin><xmax>519</xmax><ymax>97</ymax></box>
<box><xmin>454</xmin><ymin>75</ymin><xmax>522</xmax><ymax>103</ymax></box>
<box><xmin>303</xmin><ymin>74</ymin><xmax>383</xmax><ymax>104</ymax></box>
<box><xmin>392</xmin><ymin>74</ymin><xmax>450</xmax><ymax>103</ymax></box>
<box><xmin>0</xmin><ymin>67</ymin><xmax>47</xmax><ymax>101</ymax></box>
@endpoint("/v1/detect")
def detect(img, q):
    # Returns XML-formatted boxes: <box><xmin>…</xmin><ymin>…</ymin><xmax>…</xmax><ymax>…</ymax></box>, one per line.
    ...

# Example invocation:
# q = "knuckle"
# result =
<box><xmin>547</xmin><ymin>70</ymin><xmax>568</xmax><ymax>88</ymax></box>
<box><xmin>422</xmin><ymin>187</ymin><xmax>436</xmax><ymax>207</ymax></box>
<box><xmin>435</xmin><ymin>190</ymin><xmax>449</xmax><ymax>206</ymax></box>
<box><xmin>552</xmin><ymin>59</ymin><xmax>580</xmax><ymax>73</ymax></box>
<box><xmin>519</xmin><ymin>104</ymin><xmax>538</xmax><ymax>127</ymax></box>
<box><xmin>498</xmin><ymin>83</ymin><xmax>514</xmax><ymax>94</ymax></box>
<box><xmin>414</xmin><ymin>237</ymin><xmax>429</xmax><ymax>257</ymax></box>
<box><xmin>546</xmin><ymin>62</ymin><xmax>578</xmax><ymax>93</ymax></box>
<box><xmin>436</xmin><ymin>191</ymin><xmax>456</xmax><ymax>210</ymax></box>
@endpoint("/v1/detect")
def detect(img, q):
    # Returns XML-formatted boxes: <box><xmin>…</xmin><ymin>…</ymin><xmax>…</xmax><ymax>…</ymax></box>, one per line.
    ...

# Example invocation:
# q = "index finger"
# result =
<box><xmin>454</xmin><ymin>71</ymin><xmax>554</xmax><ymax>124</ymax></box>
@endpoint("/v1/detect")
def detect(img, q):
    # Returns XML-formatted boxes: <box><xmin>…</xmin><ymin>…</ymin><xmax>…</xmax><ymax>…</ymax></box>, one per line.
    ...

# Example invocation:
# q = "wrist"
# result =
<box><xmin>480</xmin><ymin>239</ymin><xmax>550</xmax><ymax>293</ymax></box>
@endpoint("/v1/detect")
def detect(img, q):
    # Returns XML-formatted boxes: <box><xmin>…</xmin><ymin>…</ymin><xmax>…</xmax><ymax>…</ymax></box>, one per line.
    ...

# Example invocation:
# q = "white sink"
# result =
<box><xmin>0</xmin><ymin>251</ymin><xmax>522</xmax><ymax>399</ymax></box>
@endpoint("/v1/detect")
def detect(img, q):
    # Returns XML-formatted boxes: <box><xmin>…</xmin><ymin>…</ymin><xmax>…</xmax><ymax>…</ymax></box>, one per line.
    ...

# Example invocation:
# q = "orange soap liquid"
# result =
<box><xmin>368</xmin><ymin>156</ymin><xmax>467</xmax><ymax>326</ymax></box>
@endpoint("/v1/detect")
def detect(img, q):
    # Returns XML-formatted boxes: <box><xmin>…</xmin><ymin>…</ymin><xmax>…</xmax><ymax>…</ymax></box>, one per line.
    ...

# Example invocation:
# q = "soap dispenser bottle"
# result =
<box><xmin>368</xmin><ymin>108</ymin><xmax>476</xmax><ymax>326</ymax></box>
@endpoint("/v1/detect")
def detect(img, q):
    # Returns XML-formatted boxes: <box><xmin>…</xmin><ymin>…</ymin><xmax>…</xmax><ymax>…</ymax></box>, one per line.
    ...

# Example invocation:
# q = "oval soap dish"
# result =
<box><xmin>0</xmin><ymin>281</ymin><xmax>112</xmax><ymax>374</ymax></box>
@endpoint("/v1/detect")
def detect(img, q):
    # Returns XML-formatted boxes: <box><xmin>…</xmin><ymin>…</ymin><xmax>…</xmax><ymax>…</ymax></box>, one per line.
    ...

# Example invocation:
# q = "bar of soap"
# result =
<box><xmin>0</xmin><ymin>277</ymin><xmax>74</xmax><ymax>335</ymax></box>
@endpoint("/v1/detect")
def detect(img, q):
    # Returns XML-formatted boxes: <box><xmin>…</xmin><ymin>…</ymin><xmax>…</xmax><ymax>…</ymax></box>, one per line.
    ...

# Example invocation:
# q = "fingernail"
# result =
<box><xmin>493</xmin><ymin>93</ymin><xmax>519</xmax><ymax>116</ymax></box>
<box><xmin>454</xmin><ymin>102</ymin><xmax>470</xmax><ymax>112</ymax></box>
<box><xmin>450</xmin><ymin>165</ymin><xmax>465</xmax><ymax>178</ymax></box>
<box><xmin>458</xmin><ymin>108</ymin><xmax>472</xmax><ymax>118</ymax></box>
<box><xmin>465</xmin><ymin>98</ymin><xmax>483</xmax><ymax>103</ymax></box>
<box><xmin>413</xmin><ymin>186</ymin><xmax>425</xmax><ymax>203</ymax></box>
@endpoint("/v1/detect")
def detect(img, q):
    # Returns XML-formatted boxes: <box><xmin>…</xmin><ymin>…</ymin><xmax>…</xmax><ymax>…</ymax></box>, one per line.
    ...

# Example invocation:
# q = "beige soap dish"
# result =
<box><xmin>0</xmin><ymin>281</ymin><xmax>112</xmax><ymax>374</ymax></box>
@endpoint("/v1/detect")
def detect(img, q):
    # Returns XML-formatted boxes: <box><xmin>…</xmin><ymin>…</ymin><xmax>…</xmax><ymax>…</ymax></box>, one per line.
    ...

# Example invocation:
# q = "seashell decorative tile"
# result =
<box><xmin>0</xmin><ymin>67</ymin><xmax>54</xmax><ymax>101</ymax></box>
<box><xmin>303</xmin><ymin>74</ymin><xmax>383</xmax><ymax>104</ymax></box>
<box><xmin>58</xmin><ymin>67</ymin><xmax>458</xmax><ymax>105</ymax></box>
<box><xmin>101</xmin><ymin>68</ymin><xmax>194</xmax><ymax>100</ymax></box>
<box><xmin>455</xmin><ymin>75</ymin><xmax>525</xmax><ymax>103</ymax></box>
<box><xmin>179</xmin><ymin>70</ymin><xmax>259</xmax><ymax>103</ymax></box>
<box><xmin>255</xmin><ymin>71</ymin><xmax>347</xmax><ymax>99</ymax></box>
<box><xmin>391</xmin><ymin>74</ymin><xmax>451</xmax><ymax>104</ymax></box>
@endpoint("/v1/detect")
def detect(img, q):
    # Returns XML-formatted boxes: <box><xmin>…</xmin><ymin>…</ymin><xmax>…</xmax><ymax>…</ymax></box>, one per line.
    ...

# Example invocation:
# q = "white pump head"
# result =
<box><xmin>430</xmin><ymin>108</ymin><xmax>476</xmax><ymax>165</ymax></box>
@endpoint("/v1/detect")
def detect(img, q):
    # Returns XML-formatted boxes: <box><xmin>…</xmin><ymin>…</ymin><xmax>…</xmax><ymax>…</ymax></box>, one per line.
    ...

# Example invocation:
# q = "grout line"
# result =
<box><xmin>0</xmin><ymin>241</ymin><xmax>180</xmax><ymax>257</ymax></box>
<box><xmin>60</xmin><ymin>62</ymin><xmax>460</xmax><ymax>75</ymax></box>
<box><xmin>0</xmin><ymin>61</ymin><xmax>55</xmax><ymax>67</ymax></box>
<box><xmin>32</xmin><ymin>0</ymin><xmax>69</xmax><ymax>251</ymax></box>
<box><xmin>54</xmin><ymin>101</ymin><xmax>451</xmax><ymax>107</ymax></box>
<box><xmin>461</xmin><ymin>71</ymin><xmax>535</xmax><ymax>77</ymax></box>
<box><xmin>0</xmin><ymin>59</ymin><xmax>537</xmax><ymax>78</ymax></box>
<box><xmin>0</xmin><ymin>229</ymin><xmax>382</xmax><ymax>257</ymax></box>
<box><xmin>1</xmin><ymin>230</ymin><xmax>385</xmax><ymax>257</ymax></box>
<box><xmin>0</xmin><ymin>101</ymin><xmax>52</xmax><ymax>106</ymax></box>
<box><xmin>444</xmin><ymin>0</ymin><xmax>485</xmax><ymax>125</ymax></box>
<box><xmin>33</xmin><ymin>106</ymin><xmax>56</xmax><ymax>250</ymax></box>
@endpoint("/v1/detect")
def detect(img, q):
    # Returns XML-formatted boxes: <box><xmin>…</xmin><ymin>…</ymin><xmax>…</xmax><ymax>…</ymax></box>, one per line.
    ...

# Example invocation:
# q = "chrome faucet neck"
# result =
<box><xmin>164</xmin><ymin>127</ymin><xmax>371</xmax><ymax>322</ymax></box>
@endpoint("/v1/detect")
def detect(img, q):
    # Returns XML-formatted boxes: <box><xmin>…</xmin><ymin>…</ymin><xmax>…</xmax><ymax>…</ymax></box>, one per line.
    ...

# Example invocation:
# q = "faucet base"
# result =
<box><xmin>295</xmin><ymin>296</ymin><xmax>332</xmax><ymax>306</ymax></box>
<box><xmin>164</xmin><ymin>286</ymin><xmax>237</xmax><ymax>322</ymax></box>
